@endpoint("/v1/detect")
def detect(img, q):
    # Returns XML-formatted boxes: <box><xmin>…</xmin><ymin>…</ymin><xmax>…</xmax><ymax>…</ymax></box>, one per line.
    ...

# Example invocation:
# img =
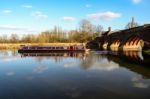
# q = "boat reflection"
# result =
<box><xmin>21</xmin><ymin>52</ymin><xmax>89</xmax><ymax>57</ymax></box>
<box><xmin>19</xmin><ymin>52</ymin><xmax>90</xmax><ymax>64</ymax></box>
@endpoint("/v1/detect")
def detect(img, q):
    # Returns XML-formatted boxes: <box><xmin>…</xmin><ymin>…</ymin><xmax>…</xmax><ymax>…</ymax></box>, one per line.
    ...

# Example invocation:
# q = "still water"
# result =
<box><xmin>0</xmin><ymin>50</ymin><xmax>150</xmax><ymax>99</ymax></box>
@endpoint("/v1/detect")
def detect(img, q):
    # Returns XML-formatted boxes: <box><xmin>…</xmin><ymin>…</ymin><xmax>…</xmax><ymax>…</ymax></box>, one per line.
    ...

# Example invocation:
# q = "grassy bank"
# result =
<box><xmin>0</xmin><ymin>43</ymin><xmax>84</xmax><ymax>49</ymax></box>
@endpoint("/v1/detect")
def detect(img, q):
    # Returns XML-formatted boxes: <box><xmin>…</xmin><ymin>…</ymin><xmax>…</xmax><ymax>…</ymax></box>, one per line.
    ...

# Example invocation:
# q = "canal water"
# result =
<box><xmin>0</xmin><ymin>50</ymin><xmax>150</xmax><ymax>99</ymax></box>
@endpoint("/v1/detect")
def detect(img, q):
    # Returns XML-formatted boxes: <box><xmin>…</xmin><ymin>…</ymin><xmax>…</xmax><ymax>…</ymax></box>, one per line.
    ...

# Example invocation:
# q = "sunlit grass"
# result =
<box><xmin>0</xmin><ymin>43</ymin><xmax>84</xmax><ymax>49</ymax></box>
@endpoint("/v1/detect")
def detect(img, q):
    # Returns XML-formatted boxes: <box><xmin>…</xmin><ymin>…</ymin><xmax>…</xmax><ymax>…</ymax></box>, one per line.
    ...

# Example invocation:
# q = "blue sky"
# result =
<box><xmin>0</xmin><ymin>0</ymin><xmax>149</xmax><ymax>35</ymax></box>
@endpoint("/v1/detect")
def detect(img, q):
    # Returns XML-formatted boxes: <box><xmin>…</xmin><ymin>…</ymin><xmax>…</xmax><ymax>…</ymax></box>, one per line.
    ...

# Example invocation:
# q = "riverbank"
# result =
<box><xmin>0</xmin><ymin>43</ymin><xmax>84</xmax><ymax>49</ymax></box>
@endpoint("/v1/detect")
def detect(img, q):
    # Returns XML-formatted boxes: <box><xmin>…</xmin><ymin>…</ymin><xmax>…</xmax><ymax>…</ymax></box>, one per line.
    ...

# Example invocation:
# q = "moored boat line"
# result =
<box><xmin>18</xmin><ymin>44</ymin><xmax>90</xmax><ymax>53</ymax></box>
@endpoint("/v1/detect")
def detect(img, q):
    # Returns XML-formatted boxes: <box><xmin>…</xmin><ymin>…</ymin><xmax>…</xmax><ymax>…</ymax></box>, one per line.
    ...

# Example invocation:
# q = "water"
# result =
<box><xmin>0</xmin><ymin>50</ymin><xmax>150</xmax><ymax>99</ymax></box>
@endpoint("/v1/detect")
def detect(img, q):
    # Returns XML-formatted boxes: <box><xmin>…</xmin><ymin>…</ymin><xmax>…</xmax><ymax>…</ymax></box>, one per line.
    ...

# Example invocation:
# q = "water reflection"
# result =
<box><xmin>18</xmin><ymin>51</ymin><xmax>150</xmax><ymax>78</ymax></box>
<box><xmin>20</xmin><ymin>52</ymin><xmax>87</xmax><ymax>58</ymax></box>
<box><xmin>0</xmin><ymin>50</ymin><xmax>150</xmax><ymax>99</ymax></box>
<box><xmin>6</xmin><ymin>51</ymin><xmax>150</xmax><ymax>77</ymax></box>
<box><xmin>0</xmin><ymin>50</ymin><xmax>20</xmax><ymax>62</ymax></box>
<box><xmin>6</xmin><ymin>71</ymin><xmax>15</xmax><ymax>76</ymax></box>
<box><xmin>80</xmin><ymin>53</ymin><xmax>119</xmax><ymax>71</ymax></box>
<box><xmin>98</xmin><ymin>51</ymin><xmax>150</xmax><ymax>65</ymax></box>
<box><xmin>20</xmin><ymin>52</ymin><xmax>89</xmax><ymax>63</ymax></box>
<box><xmin>95</xmin><ymin>51</ymin><xmax>150</xmax><ymax>78</ymax></box>
<box><xmin>132</xmin><ymin>75</ymin><xmax>149</xmax><ymax>89</ymax></box>
<box><xmin>33</xmin><ymin>65</ymin><xmax>49</xmax><ymax>74</ymax></box>
<box><xmin>123</xmin><ymin>51</ymin><xmax>144</xmax><ymax>61</ymax></box>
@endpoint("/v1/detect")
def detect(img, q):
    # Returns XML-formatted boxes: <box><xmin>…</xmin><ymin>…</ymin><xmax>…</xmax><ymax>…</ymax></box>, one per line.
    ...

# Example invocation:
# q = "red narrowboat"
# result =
<box><xmin>18</xmin><ymin>45</ymin><xmax>90</xmax><ymax>53</ymax></box>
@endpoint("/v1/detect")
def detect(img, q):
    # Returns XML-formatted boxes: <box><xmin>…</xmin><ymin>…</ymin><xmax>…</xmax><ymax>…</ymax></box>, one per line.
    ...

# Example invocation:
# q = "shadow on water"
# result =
<box><xmin>93</xmin><ymin>51</ymin><xmax>150</xmax><ymax>78</ymax></box>
<box><xmin>94</xmin><ymin>51</ymin><xmax>150</xmax><ymax>65</ymax></box>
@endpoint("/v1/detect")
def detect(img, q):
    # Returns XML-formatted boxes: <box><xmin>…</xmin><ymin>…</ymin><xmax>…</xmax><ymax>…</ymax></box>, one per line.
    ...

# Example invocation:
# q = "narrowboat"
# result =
<box><xmin>18</xmin><ymin>45</ymin><xmax>90</xmax><ymax>53</ymax></box>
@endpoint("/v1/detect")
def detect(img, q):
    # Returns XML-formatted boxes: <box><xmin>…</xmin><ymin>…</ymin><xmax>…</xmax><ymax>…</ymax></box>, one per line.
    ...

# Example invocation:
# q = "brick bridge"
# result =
<box><xmin>86</xmin><ymin>24</ymin><xmax>150</xmax><ymax>52</ymax></box>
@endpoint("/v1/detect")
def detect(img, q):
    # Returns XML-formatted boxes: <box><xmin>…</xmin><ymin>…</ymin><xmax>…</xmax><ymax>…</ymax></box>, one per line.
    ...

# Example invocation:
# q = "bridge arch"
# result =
<box><xmin>123</xmin><ymin>36</ymin><xmax>144</xmax><ymax>51</ymax></box>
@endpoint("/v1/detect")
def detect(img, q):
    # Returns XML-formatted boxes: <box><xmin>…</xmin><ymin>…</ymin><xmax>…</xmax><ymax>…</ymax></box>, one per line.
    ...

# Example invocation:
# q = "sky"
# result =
<box><xmin>0</xmin><ymin>0</ymin><xmax>149</xmax><ymax>35</ymax></box>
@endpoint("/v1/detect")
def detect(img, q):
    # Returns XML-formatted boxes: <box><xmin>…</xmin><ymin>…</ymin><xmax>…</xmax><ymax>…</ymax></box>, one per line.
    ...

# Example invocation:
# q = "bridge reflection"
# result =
<box><xmin>110</xmin><ymin>51</ymin><xmax>149</xmax><ymax>65</ymax></box>
<box><xmin>96</xmin><ymin>51</ymin><xmax>150</xmax><ymax>78</ymax></box>
<box><xmin>123</xmin><ymin>51</ymin><xmax>144</xmax><ymax>61</ymax></box>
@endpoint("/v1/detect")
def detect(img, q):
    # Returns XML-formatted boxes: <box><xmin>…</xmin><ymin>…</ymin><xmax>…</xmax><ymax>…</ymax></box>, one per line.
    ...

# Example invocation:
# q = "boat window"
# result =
<box><xmin>43</xmin><ymin>47</ymin><xmax>47</xmax><ymax>49</ymax></box>
<box><xmin>23</xmin><ymin>47</ymin><xmax>28</xmax><ymax>49</ymax></box>
<box><xmin>31</xmin><ymin>47</ymin><xmax>35</xmax><ymax>49</ymax></box>
<box><xmin>60</xmin><ymin>47</ymin><xmax>64</xmax><ymax>49</ymax></box>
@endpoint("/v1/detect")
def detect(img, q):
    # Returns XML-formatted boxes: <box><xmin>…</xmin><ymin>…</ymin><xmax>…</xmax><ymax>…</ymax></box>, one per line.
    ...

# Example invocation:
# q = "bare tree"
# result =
<box><xmin>10</xmin><ymin>34</ymin><xmax>19</xmax><ymax>43</ymax></box>
<box><xmin>79</xmin><ymin>19</ymin><xmax>93</xmax><ymax>33</ymax></box>
<box><xmin>126</xmin><ymin>17</ymin><xmax>139</xmax><ymax>29</ymax></box>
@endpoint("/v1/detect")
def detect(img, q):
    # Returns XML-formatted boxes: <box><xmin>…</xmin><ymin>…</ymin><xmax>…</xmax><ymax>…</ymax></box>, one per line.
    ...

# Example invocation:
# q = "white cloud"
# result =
<box><xmin>0</xmin><ymin>25</ymin><xmax>38</xmax><ymax>32</ymax></box>
<box><xmin>22</xmin><ymin>5</ymin><xmax>33</xmax><ymax>8</ymax></box>
<box><xmin>32</xmin><ymin>11</ymin><xmax>48</xmax><ymax>19</ymax></box>
<box><xmin>132</xmin><ymin>0</ymin><xmax>141</xmax><ymax>4</ymax></box>
<box><xmin>85</xmin><ymin>4</ymin><xmax>92</xmax><ymax>8</ymax></box>
<box><xmin>62</xmin><ymin>17</ymin><xmax>76</xmax><ymax>21</ymax></box>
<box><xmin>2</xmin><ymin>10</ymin><xmax>12</xmax><ymax>14</ymax></box>
<box><xmin>88</xmin><ymin>11</ymin><xmax>121</xmax><ymax>21</ymax></box>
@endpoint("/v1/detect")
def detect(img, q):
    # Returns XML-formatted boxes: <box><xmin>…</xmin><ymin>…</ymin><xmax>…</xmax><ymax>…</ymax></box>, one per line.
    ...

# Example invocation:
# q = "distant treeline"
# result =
<box><xmin>0</xmin><ymin>18</ymin><xmax>138</xmax><ymax>43</ymax></box>
<box><xmin>0</xmin><ymin>19</ymin><xmax>103</xmax><ymax>43</ymax></box>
